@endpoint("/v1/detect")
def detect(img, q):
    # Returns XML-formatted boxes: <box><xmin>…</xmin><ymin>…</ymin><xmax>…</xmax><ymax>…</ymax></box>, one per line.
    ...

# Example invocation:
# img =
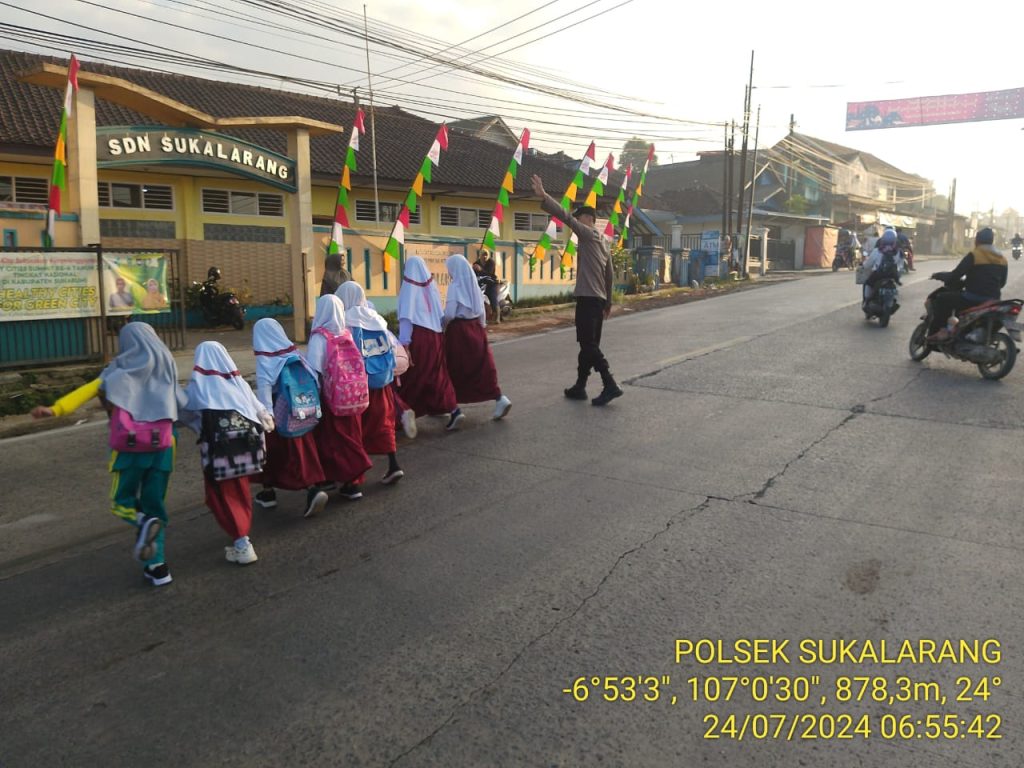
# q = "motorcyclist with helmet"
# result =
<box><xmin>927</xmin><ymin>227</ymin><xmax>1007</xmax><ymax>341</ymax></box>
<box><xmin>861</xmin><ymin>228</ymin><xmax>903</xmax><ymax>308</ymax></box>
<box><xmin>836</xmin><ymin>228</ymin><xmax>861</xmax><ymax>269</ymax></box>
<box><xmin>896</xmin><ymin>231</ymin><xmax>915</xmax><ymax>271</ymax></box>
<box><xmin>1012</xmin><ymin>232</ymin><xmax>1023</xmax><ymax>260</ymax></box>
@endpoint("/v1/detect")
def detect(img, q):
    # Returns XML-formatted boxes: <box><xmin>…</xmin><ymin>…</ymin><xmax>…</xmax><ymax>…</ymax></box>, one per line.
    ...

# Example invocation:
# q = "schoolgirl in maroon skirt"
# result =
<box><xmin>395</xmin><ymin>255</ymin><xmax>463</xmax><ymax>430</ymax></box>
<box><xmin>252</xmin><ymin>318</ymin><xmax>328</xmax><ymax>517</ymax></box>
<box><xmin>443</xmin><ymin>254</ymin><xmax>511</xmax><ymax>420</ymax></box>
<box><xmin>336</xmin><ymin>281</ymin><xmax>404</xmax><ymax>484</ymax></box>
<box><xmin>307</xmin><ymin>295</ymin><xmax>372</xmax><ymax>500</ymax></box>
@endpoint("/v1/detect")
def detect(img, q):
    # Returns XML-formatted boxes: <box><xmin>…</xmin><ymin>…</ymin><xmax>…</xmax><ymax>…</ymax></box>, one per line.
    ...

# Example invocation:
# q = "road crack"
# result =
<box><xmin>386</xmin><ymin>497</ymin><xmax>716</xmax><ymax>767</ymax></box>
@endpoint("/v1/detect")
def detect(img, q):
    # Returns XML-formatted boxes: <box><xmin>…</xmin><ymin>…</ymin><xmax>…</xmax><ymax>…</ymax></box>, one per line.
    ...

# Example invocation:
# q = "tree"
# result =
<box><xmin>619</xmin><ymin>138</ymin><xmax>657</xmax><ymax>171</ymax></box>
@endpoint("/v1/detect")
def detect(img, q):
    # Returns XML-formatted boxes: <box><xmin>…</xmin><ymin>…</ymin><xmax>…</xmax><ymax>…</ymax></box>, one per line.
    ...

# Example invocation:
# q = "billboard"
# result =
<box><xmin>846</xmin><ymin>87</ymin><xmax>1024</xmax><ymax>130</ymax></box>
<box><xmin>0</xmin><ymin>251</ymin><xmax>170</xmax><ymax>321</ymax></box>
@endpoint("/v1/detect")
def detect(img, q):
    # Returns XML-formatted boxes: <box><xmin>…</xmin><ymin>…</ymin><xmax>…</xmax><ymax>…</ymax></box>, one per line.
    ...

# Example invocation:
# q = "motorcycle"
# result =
<box><xmin>862</xmin><ymin>275</ymin><xmax>900</xmax><ymax>327</ymax></box>
<box><xmin>832</xmin><ymin>244</ymin><xmax>859</xmax><ymax>271</ymax></box>
<box><xmin>478</xmin><ymin>275</ymin><xmax>513</xmax><ymax>321</ymax></box>
<box><xmin>192</xmin><ymin>267</ymin><xmax>245</xmax><ymax>330</ymax></box>
<box><xmin>908</xmin><ymin>273</ymin><xmax>1023</xmax><ymax>380</ymax></box>
<box><xmin>1012</xmin><ymin>245</ymin><xmax>1021</xmax><ymax>261</ymax></box>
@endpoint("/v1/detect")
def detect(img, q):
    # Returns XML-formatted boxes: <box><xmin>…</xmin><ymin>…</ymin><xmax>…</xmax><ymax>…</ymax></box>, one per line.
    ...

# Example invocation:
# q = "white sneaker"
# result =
<box><xmin>400</xmin><ymin>409</ymin><xmax>418</xmax><ymax>439</ymax></box>
<box><xmin>492</xmin><ymin>395</ymin><xmax>512</xmax><ymax>420</ymax></box>
<box><xmin>224</xmin><ymin>541</ymin><xmax>258</xmax><ymax>565</ymax></box>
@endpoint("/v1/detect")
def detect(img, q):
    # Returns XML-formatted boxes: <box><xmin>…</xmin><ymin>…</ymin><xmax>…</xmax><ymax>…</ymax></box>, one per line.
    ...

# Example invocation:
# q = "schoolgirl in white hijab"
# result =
<box><xmin>444</xmin><ymin>253</ymin><xmax>487</xmax><ymax>327</ymax></box>
<box><xmin>443</xmin><ymin>255</ymin><xmax>511</xmax><ymax>421</ymax></box>
<box><xmin>32</xmin><ymin>321</ymin><xmax>187</xmax><ymax>586</ymax></box>
<box><xmin>252</xmin><ymin>317</ymin><xmax>315</xmax><ymax>409</ymax></box>
<box><xmin>396</xmin><ymin>255</ymin><xmax>444</xmax><ymax>344</ymax></box>
<box><xmin>183</xmin><ymin>341</ymin><xmax>272</xmax><ymax>566</ymax></box>
<box><xmin>337</xmin><ymin>280</ymin><xmax>419</xmax><ymax>442</ymax></box>
<box><xmin>307</xmin><ymin>293</ymin><xmax>348</xmax><ymax>375</ymax></box>
<box><xmin>336</xmin><ymin>280</ymin><xmax>389</xmax><ymax>332</ymax></box>
<box><xmin>394</xmin><ymin>256</ymin><xmax>462</xmax><ymax>429</ymax></box>
<box><xmin>307</xmin><ymin>293</ymin><xmax>373</xmax><ymax>500</ymax></box>
<box><xmin>251</xmin><ymin>318</ymin><xmax>329</xmax><ymax>517</ymax></box>
<box><xmin>335</xmin><ymin>280</ymin><xmax>405</xmax><ymax>485</ymax></box>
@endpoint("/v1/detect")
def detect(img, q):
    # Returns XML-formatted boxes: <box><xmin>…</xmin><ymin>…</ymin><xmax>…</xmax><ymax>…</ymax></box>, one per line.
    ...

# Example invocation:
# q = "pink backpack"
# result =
<box><xmin>313</xmin><ymin>328</ymin><xmax>369</xmax><ymax>416</ymax></box>
<box><xmin>109</xmin><ymin>406</ymin><xmax>173</xmax><ymax>453</ymax></box>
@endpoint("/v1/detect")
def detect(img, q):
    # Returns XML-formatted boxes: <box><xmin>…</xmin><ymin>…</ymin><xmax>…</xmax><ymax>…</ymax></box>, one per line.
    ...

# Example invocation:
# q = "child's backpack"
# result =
<box><xmin>313</xmin><ymin>328</ymin><xmax>369</xmax><ymax>415</ymax></box>
<box><xmin>109</xmin><ymin>406</ymin><xmax>173</xmax><ymax>453</ymax></box>
<box><xmin>878</xmin><ymin>248</ymin><xmax>900</xmax><ymax>278</ymax></box>
<box><xmin>350</xmin><ymin>326</ymin><xmax>395</xmax><ymax>389</ymax></box>
<box><xmin>199</xmin><ymin>409</ymin><xmax>266</xmax><ymax>481</ymax></box>
<box><xmin>274</xmin><ymin>358</ymin><xmax>321</xmax><ymax>437</ymax></box>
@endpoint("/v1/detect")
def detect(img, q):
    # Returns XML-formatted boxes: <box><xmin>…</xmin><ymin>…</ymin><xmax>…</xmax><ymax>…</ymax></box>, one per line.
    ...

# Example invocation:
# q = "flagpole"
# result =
<box><xmin>363</xmin><ymin>5</ymin><xmax>381</xmax><ymax>230</ymax></box>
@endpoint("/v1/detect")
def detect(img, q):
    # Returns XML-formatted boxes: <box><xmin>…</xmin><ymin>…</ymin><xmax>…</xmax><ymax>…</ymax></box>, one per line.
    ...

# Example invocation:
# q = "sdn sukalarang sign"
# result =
<box><xmin>96</xmin><ymin>126</ymin><xmax>297</xmax><ymax>192</ymax></box>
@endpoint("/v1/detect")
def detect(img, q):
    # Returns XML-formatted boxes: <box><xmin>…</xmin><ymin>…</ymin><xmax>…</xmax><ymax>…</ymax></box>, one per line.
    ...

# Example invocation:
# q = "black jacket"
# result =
<box><xmin>950</xmin><ymin>245</ymin><xmax>1007</xmax><ymax>300</ymax></box>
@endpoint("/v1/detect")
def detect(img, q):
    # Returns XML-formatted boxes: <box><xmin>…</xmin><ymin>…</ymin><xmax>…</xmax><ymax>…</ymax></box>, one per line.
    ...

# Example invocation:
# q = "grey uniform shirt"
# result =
<box><xmin>540</xmin><ymin>193</ymin><xmax>614</xmax><ymax>307</ymax></box>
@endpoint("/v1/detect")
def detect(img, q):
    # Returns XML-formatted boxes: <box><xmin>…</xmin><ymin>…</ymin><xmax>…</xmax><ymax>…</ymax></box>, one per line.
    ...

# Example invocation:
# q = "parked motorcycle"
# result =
<box><xmin>862</xmin><ymin>275</ymin><xmax>900</xmax><ymax>327</ymax></box>
<box><xmin>832</xmin><ymin>244</ymin><xmax>859</xmax><ymax>271</ymax></box>
<box><xmin>193</xmin><ymin>267</ymin><xmax>245</xmax><ymax>330</ymax></box>
<box><xmin>478</xmin><ymin>275</ymin><xmax>513</xmax><ymax>320</ymax></box>
<box><xmin>908</xmin><ymin>273</ymin><xmax>1023</xmax><ymax>380</ymax></box>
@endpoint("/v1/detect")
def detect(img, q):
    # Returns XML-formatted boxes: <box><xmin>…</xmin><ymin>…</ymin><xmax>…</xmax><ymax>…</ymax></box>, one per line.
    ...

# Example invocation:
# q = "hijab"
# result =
<box><xmin>185</xmin><ymin>341</ymin><xmax>263</xmax><ymax>424</ymax></box>
<box><xmin>336</xmin><ymin>281</ymin><xmax>389</xmax><ymax>332</ymax></box>
<box><xmin>99</xmin><ymin>321</ymin><xmax>185</xmax><ymax>422</ymax></box>
<box><xmin>307</xmin><ymin>294</ymin><xmax>347</xmax><ymax>374</ymax></box>
<box><xmin>445</xmin><ymin>254</ymin><xmax>486</xmax><ymax>323</ymax></box>
<box><xmin>252</xmin><ymin>317</ymin><xmax>313</xmax><ymax>394</ymax></box>
<box><xmin>397</xmin><ymin>255</ymin><xmax>443</xmax><ymax>332</ymax></box>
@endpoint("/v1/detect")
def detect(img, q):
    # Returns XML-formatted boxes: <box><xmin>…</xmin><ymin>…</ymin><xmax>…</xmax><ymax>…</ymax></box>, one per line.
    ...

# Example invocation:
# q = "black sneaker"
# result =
<box><xmin>254</xmin><ymin>488</ymin><xmax>278</xmax><ymax>509</ymax></box>
<box><xmin>591</xmin><ymin>385</ymin><xmax>624</xmax><ymax>406</ymax></box>
<box><xmin>445</xmin><ymin>408</ymin><xmax>465</xmax><ymax>431</ymax></box>
<box><xmin>338</xmin><ymin>483</ymin><xmax>363</xmax><ymax>501</ymax></box>
<box><xmin>380</xmin><ymin>468</ymin><xmax>405</xmax><ymax>485</ymax></box>
<box><xmin>304</xmin><ymin>488</ymin><xmax>329</xmax><ymax>518</ymax></box>
<box><xmin>143</xmin><ymin>563</ymin><xmax>172</xmax><ymax>587</ymax></box>
<box><xmin>564</xmin><ymin>384</ymin><xmax>588</xmax><ymax>400</ymax></box>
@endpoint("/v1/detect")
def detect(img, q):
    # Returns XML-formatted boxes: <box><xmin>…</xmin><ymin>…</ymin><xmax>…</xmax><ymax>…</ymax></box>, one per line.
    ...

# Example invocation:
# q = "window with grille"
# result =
<box><xmin>354</xmin><ymin>200</ymin><xmax>420</xmax><ymax>224</ymax></box>
<box><xmin>0</xmin><ymin>176</ymin><xmax>49</xmax><ymax>205</ymax></box>
<box><xmin>202</xmin><ymin>189</ymin><xmax>283</xmax><ymax>216</ymax></box>
<box><xmin>440</xmin><ymin>206</ymin><xmax>488</xmax><ymax>228</ymax></box>
<box><xmin>514</xmin><ymin>212</ymin><xmax>559</xmax><ymax>232</ymax></box>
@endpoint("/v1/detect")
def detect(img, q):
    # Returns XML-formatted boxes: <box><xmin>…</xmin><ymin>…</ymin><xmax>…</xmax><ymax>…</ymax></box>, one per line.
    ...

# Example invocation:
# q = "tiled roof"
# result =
<box><xmin>0</xmin><ymin>48</ymin><xmax>590</xmax><ymax>196</ymax></box>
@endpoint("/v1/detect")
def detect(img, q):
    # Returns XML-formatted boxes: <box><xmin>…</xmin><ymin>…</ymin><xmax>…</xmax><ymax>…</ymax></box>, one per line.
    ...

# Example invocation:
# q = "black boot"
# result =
<box><xmin>564</xmin><ymin>371</ymin><xmax>589</xmax><ymax>400</ymax></box>
<box><xmin>591</xmin><ymin>370</ymin><xmax>623</xmax><ymax>406</ymax></box>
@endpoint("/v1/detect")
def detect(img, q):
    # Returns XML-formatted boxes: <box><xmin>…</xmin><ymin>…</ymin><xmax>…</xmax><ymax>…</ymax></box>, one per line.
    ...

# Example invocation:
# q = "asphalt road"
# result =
<box><xmin>2</xmin><ymin>259</ymin><xmax>1021</xmax><ymax>767</ymax></box>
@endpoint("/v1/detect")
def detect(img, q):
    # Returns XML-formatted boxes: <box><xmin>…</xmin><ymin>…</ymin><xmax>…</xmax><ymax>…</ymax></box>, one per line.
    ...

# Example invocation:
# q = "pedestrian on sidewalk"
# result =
<box><xmin>336</xmin><ymin>281</ymin><xmax>405</xmax><ymax>485</ymax></box>
<box><xmin>443</xmin><ymin>254</ymin><xmax>512</xmax><ymax>421</ymax></box>
<box><xmin>308</xmin><ymin>295</ymin><xmax>373</xmax><ymax>500</ymax></box>
<box><xmin>32</xmin><ymin>322</ymin><xmax>187</xmax><ymax>586</ymax></box>
<box><xmin>319</xmin><ymin>252</ymin><xmax>350</xmax><ymax>297</ymax></box>
<box><xmin>530</xmin><ymin>174</ymin><xmax>622</xmax><ymax>406</ymax></box>
<box><xmin>251</xmin><ymin>318</ymin><xmax>329</xmax><ymax>518</ymax></box>
<box><xmin>181</xmin><ymin>342</ymin><xmax>274</xmax><ymax>566</ymax></box>
<box><xmin>396</xmin><ymin>255</ymin><xmax>464</xmax><ymax>430</ymax></box>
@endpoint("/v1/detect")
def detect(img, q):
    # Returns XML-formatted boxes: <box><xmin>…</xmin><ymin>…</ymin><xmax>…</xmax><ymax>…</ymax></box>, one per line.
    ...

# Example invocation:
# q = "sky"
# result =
<box><xmin>4</xmin><ymin>0</ymin><xmax>1022</xmax><ymax>217</ymax></box>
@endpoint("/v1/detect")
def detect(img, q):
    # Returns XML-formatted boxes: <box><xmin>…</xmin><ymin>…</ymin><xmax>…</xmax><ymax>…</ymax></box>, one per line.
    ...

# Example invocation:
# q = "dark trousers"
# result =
<box><xmin>929</xmin><ymin>290</ymin><xmax>971</xmax><ymax>333</ymax></box>
<box><xmin>575</xmin><ymin>297</ymin><xmax>610</xmax><ymax>381</ymax></box>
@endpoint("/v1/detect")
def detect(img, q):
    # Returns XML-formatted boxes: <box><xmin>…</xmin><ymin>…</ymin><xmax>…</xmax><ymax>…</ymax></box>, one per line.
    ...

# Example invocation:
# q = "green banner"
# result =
<box><xmin>102</xmin><ymin>253</ymin><xmax>170</xmax><ymax>315</ymax></box>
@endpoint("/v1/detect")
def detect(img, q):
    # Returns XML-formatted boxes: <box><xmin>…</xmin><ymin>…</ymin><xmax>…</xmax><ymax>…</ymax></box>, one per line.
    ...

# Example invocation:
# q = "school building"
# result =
<box><xmin>0</xmin><ymin>48</ymin><xmax>630</xmax><ymax>350</ymax></box>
